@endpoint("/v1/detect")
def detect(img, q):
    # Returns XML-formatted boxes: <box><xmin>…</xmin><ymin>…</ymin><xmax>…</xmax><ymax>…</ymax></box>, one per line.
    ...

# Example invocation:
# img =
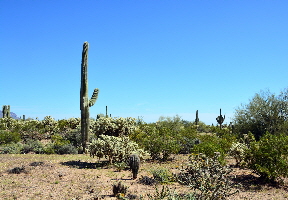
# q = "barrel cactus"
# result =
<box><xmin>129</xmin><ymin>154</ymin><xmax>140</xmax><ymax>179</ymax></box>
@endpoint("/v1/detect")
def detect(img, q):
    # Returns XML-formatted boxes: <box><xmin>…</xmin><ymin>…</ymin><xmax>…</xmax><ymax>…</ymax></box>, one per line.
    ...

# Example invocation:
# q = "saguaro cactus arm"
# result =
<box><xmin>89</xmin><ymin>88</ymin><xmax>99</xmax><ymax>107</ymax></box>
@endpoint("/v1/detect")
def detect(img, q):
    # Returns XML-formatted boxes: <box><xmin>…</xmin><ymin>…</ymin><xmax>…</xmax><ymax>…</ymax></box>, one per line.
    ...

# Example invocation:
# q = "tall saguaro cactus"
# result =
<box><xmin>195</xmin><ymin>110</ymin><xmax>199</xmax><ymax>125</ymax></box>
<box><xmin>216</xmin><ymin>108</ymin><xmax>225</xmax><ymax>129</ymax></box>
<box><xmin>80</xmin><ymin>42</ymin><xmax>99</xmax><ymax>153</ymax></box>
<box><xmin>2</xmin><ymin>105</ymin><xmax>10</xmax><ymax>118</ymax></box>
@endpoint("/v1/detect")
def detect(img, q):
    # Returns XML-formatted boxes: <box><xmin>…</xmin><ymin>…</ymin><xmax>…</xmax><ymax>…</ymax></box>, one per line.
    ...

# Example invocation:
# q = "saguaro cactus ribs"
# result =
<box><xmin>80</xmin><ymin>41</ymin><xmax>99</xmax><ymax>152</ymax></box>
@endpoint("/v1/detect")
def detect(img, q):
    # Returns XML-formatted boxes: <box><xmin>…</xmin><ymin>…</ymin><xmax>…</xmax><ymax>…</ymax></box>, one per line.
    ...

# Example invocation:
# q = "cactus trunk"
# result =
<box><xmin>195</xmin><ymin>110</ymin><xmax>199</xmax><ymax>125</ymax></box>
<box><xmin>80</xmin><ymin>42</ymin><xmax>99</xmax><ymax>153</ymax></box>
<box><xmin>216</xmin><ymin>108</ymin><xmax>225</xmax><ymax>129</ymax></box>
<box><xmin>2</xmin><ymin>105</ymin><xmax>10</xmax><ymax>118</ymax></box>
<box><xmin>129</xmin><ymin>154</ymin><xmax>140</xmax><ymax>179</ymax></box>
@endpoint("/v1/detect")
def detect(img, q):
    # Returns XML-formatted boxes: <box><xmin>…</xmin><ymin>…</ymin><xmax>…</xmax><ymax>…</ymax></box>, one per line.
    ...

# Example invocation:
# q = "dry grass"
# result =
<box><xmin>0</xmin><ymin>154</ymin><xmax>288</xmax><ymax>199</ymax></box>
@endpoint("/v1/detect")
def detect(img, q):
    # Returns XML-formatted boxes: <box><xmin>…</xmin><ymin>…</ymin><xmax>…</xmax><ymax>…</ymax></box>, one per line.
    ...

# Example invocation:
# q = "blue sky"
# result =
<box><xmin>1</xmin><ymin>1</ymin><xmax>287</xmax><ymax>125</ymax></box>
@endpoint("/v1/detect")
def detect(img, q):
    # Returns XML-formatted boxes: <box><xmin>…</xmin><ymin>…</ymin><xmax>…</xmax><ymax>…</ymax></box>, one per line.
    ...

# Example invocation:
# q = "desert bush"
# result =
<box><xmin>191</xmin><ymin>134</ymin><xmax>236</xmax><ymax>164</ymax></box>
<box><xmin>131</xmin><ymin>123</ymin><xmax>181</xmax><ymax>161</ymax></box>
<box><xmin>89</xmin><ymin>134</ymin><xmax>147</xmax><ymax>164</ymax></box>
<box><xmin>56</xmin><ymin>143</ymin><xmax>78</xmax><ymax>154</ymax></box>
<box><xmin>0</xmin><ymin>130</ymin><xmax>21</xmax><ymax>145</ymax></box>
<box><xmin>22</xmin><ymin>139</ymin><xmax>44</xmax><ymax>154</ymax></box>
<box><xmin>177</xmin><ymin>152</ymin><xmax>238</xmax><ymax>199</ymax></box>
<box><xmin>138</xmin><ymin>176</ymin><xmax>158</xmax><ymax>185</ymax></box>
<box><xmin>62</xmin><ymin>128</ymin><xmax>82</xmax><ymax>148</ymax></box>
<box><xmin>233</xmin><ymin>88</ymin><xmax>288</xmax><ymax>139</ymax></box>
<box><xmin>0</xmin><ymin>142</ymin><xmax>23</xmax><ymax>154</ymax></box>
<box><xmin>244</xmin><ymin>132</ymin><xmax>288</xmax><ymax>182</ymax></box>
<box><xmin>150</xmin><ymin>167</ymin><xmax>174</xmax><ymax>184</ymax></box>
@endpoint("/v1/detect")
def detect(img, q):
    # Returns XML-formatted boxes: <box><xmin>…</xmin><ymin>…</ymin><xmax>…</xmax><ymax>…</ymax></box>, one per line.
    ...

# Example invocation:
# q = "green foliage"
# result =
<box><xmin>191</xmin><ymin>133</ymin><xmax>236</xmax><ymax>164</ymax></box>
<box><xmin>22</xmin><ymin>139</ymin><xmax>44</xmax><ymax>154</ymax></box>
<box><xmin>62</xmin><ymin>127</ymin><xmax>82</xmax><ymax>148</ymax></box>
<box><xmin>113</xmin><ymin>162</ymin><xmax>128</xmax><ymax>172</ymax></box>
<box><xmin>244</xmin><ymin>132</ymin><xmax>288</xmax><ymax>182</ymax></box>
<box><xmin>89</xmin><ymin>134</ymin><xmax>147</xmax><ymax>164</ymax></box>
<box><xmin>56</xmin><ymin>143</ymin><xmax>78</xmax><ymax>154</ymax></box>
<box><xmin>131</xmin><ymin>116</ymin><xmax>197</xmax><ymax>160</ymax></box>
<box><xmin>150</xmin><ymin>167</ymin><xmax>174</xmax><ymax>184</ymax></box>
<box><xmin>50</xmin><ymin>134</ymin><xmax>77</xmax><ymax>154</ymax></box>
<box><xmin>0</xmin><ymin>130</ymin><xmax>21</xmax><ymax>145</ymax></box>
<box><xmin>91</xmin><ymin>117</ymin><xmax>136</xmax><ymax>137</ymax></box>
<box><xmin>233</xmin><ymin>88</ymin><xmax>288</xmax><ymax>139</ymax></box>
<box><xmin>177</xmin><ymin>153</ymin><xmax>238</xmax><ymax>199</ymax></box>
<box><xmin>131</xmin><ymin>123</ymin><xmax>180</xmax><ymax>160</ymax></box>
<box><xmin>0</xmin><ymin>142</ymin><xmax>23</xmax><ymax>154</ymax></box>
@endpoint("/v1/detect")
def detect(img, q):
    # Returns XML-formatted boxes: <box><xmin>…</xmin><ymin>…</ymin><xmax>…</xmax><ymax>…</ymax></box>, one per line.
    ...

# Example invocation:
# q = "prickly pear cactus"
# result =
<box><xmin>129</xmin><ymin>154</ymin><xmax>140</xmax><ymax>179</ymax></box>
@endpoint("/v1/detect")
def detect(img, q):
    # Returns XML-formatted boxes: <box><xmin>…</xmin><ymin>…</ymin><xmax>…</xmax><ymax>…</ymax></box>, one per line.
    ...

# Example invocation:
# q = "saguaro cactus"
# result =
<box><xmin>129</xmin><ymin>154</ymin><xmax>140</xmax><ymax>179</ymax></box>
<box><xmin>195</xmin><ymin>110</ymin><xmax>199</xmax><ymax>125</ymax></box>
<box><xmin>80</xmin><ymin>41</ymin><xmax>99</xmax><ymax>153</ymax></box>
<box><xmin>2</xmin><ymin>105</ymin><xmax>10</xmax><ymax>118</ymax></box>
<box><xmin>216</xmin><ymin>108</ymin><xmax>225</xmax><ymax>129</ymax></box>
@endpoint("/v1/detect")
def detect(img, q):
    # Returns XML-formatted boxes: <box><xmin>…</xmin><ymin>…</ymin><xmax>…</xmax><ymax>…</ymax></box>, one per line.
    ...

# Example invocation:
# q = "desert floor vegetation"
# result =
<box><xmin>0</xmin><ymin>153</ymin><xmax>287</xmax><ymax>200</ymax></box>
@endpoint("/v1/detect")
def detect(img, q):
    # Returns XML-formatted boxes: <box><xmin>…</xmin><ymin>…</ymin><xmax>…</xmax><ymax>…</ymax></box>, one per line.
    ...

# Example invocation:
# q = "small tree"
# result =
<box><xmin>233</xmin><ymin>88</ymin><xmax>288</xmax><ymax>139</ymax></box>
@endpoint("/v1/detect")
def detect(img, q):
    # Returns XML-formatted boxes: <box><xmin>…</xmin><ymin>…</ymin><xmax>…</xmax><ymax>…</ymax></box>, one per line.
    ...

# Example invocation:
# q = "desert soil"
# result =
<box><xmin>0</xmin><ymin>154</ymin><xmax>287</xmax><ymax>200</ymax></box>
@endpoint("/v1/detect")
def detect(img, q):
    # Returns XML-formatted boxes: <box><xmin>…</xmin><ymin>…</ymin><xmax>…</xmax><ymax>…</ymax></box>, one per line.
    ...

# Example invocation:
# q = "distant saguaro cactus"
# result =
<box><xmin>129</xmin><ymin>154</ymin><xmax>140</xmax><ymax>179</ymax></box>
<box><xmin>195</xmin><ymin>110</ymin><xmax>199</xmax><ymax>125</ymax></box>
<box><xmin>80</xmin><ymin>41</ymin><xmax>99</xmax><ymax>153</ymax></box>
<box><xmin>2</xmin><ymin>105</ymin><xmax>10</xmax><ymax>118</ymax></box>
<box><xmin>216</xmin><ymin>108</ymin><xmax>225</xmax><ymax>129</ymax></box>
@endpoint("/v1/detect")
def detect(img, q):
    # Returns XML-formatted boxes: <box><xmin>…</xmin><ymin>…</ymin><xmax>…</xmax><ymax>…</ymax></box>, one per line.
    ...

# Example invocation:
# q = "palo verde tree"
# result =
<box><xmin>233</xmin><ymin>88</ymin><xmax>288</xmax><ymax>139</ymax></box>
<box><xmin>80</xmin><ymin>41</ymin><xmax>99</xmax><ymax>152</ymax></box>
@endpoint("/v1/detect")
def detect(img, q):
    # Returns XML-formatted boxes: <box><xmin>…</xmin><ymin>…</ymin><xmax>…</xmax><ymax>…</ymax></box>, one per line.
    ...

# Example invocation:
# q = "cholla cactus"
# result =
<box><xmin>129</xmin><ymin>154</ymin><xmax>140</xmax><ymax>179</ymax></box>
<box><xmin>90</xmin><ymin>117</ymin><xmax>136</xmax><ymax>137</ymax></box>
<box><xmin>229</xmin><ymin>142</ymin><xmax>248</xmax><ymax>166</ymax></box>
<box><xmin>177</xmin><ymin>152</ymin><xmax>238</xmax><ymax>199</ymax></box>
<box><xmin>89</xmin><ymin>134</ymin><xmax>148</xmax><ymax>164</ymax></box>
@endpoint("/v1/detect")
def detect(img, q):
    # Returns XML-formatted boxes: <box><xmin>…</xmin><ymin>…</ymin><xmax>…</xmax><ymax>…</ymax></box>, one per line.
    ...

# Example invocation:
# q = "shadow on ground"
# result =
<box><xmin>230</xmin><ymin>170</ymin><xmax>288</xmax><ymax>192</ymax></box>
<box><xmin>61</xmin><ymin>160</ymin><xmax>109</xmax><ymax>169</ymax></box>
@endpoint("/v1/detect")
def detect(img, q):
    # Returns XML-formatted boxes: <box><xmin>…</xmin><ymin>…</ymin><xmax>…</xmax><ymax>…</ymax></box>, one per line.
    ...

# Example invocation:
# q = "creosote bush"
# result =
<box><xmin>244</xmin><ymin>132</ymin><xmax>288</xmax><ymax>182</ymax></box>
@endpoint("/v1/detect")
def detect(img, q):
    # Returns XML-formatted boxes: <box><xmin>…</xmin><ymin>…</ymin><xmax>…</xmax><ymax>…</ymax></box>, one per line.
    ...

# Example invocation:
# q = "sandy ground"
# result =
<box><xmin>0</xmin><ymin>154</ymin><xmax>288</xmax><ymax>200</ymax></box>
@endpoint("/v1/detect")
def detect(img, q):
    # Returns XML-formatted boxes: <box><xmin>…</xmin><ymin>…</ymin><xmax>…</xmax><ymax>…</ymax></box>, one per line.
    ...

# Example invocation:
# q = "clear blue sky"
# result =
<box><xmin>1</xmin><ymin>1</ymin><xmax>287</xmax><ymax>125</ymax></box>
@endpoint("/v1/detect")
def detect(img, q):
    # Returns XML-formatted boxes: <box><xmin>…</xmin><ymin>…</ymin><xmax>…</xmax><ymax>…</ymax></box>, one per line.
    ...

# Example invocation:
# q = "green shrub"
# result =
<box><xmin>22</xmin><ymin>139</ymin><xmax>44</xmax><ymax>154</ymax></box>
<box><xmin>150</xmin><ymin>167</ymin><xmax>174</xmax><ymax>184</ymax></box>
<box><xmin>56</xmin><ymin>143</ymin><xmax>78</xmax><ymax>154</ymax></box>
<box><xmin>0</xmin><ymin>142</ymin><xmax>23</xmax><ymax>154</ymax></box>
<box><xmin>131</xmin><ymin>123</ymin><xmax>180</xmax><ymax>161</ymax></box>
<box><xmin>0</xmin><ymin>130</ymin><xmax>21</xmax><ymax>145</ymax></box>
<box><xmin>244</xmin><ymin>132</ymin><xmax>288</xmax><ymax>182</ymax></box>
<box><xmin>191</xmin><ymin>134</ymin><xmax>235</xmax><ymax>164</ymax></box>
<box><xmin>62</xmin><ymin>128</ymin><xmax>82</xmax><ymax>148</ymax></box>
